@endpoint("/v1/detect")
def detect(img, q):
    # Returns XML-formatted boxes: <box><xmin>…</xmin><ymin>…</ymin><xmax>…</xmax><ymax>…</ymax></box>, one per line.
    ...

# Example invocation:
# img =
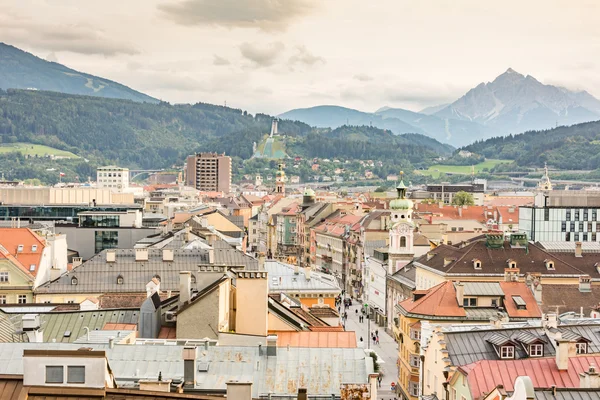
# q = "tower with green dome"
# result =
<box><xmin>388</xmin><ymin>172</ymin><xmax>415</xmax><ymax>272</ymax></box>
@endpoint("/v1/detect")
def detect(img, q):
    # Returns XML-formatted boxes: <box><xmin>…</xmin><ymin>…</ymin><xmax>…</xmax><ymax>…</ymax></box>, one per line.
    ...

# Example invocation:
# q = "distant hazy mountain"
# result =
<box><xmin>419</xmin><ymin>104</ymin><xmax>450</xmax><ymax>115</ymax></box>
<box><xmin>0</xmin><ymin>43</ymin><xmax>157</xmax><ymax>103</ymax></box>
<box><xmin>435</xmin><ymin>68</ymin><xmax>600</xmax><ymax>135</ymax></box>
<box><xmin>278</xmin><ymin>105</ymin><xmax>426</xmax><ymax>135</ymax></box>
<box><xmin>279</xmin><ymin>105</ymin><xmax>484</xmax><ymax>146</ymax></box>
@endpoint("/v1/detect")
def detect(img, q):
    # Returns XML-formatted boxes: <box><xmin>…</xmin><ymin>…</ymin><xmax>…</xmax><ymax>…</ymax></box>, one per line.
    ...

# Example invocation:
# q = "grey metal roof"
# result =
<box><xmin>514</xmin><ymin>330</ymin><xmax>546</xmax><ymax>345</ymax></box>
<box><xmin>6</xmin><ymin>309</ymin><xmax>139</xmax><ymax>343</ymax></box>
<box><xmin>538</xmin><ymin>241</ymin><xmax>600</xmax><ymax>253</ymax></box>
<box><xmin>265</xmin><ymin>261</ymin><xmax>341</xmax><ymax>293</ymax></box>
<box><xmin>484</xmin><ymin>332</ymin><xmax>513</xmax><ymax>346</ymax></box>
<box><xmin>0</xmin><ymin>312</ymin><xmax>23</xmax><ymax>343</ymax></box>
<box><xmin>444</xmin><ymin>324</ymin><xmax>600</xmax><ymax>366</ymax></box>
<box><xmin>0</xmin><ymin>343</ymin><xmax>371</xmax><ymax>397</ymax></box>
<box><xmin>73</xmin><ymin>330</ymin><xmax>135</xmax><ymax>344</ymax></box>
<box><xmin>364</xmin><ymin>240</ymin><xmax>387</xmax><ymax>257</ymax></box>
<box><xmin>461</xmin><ymin>282</ymin><xmax>504</xmax><ymax>296</ymax></box>
<box><xmin>35</xmin><ymin>248</ymin><xmax>255</xmax><ymax>295</ymax></box>
<box><xmin>535</xmin><ymin>390</ymin><xmax>600</xmax><ymax>400</ymax></box>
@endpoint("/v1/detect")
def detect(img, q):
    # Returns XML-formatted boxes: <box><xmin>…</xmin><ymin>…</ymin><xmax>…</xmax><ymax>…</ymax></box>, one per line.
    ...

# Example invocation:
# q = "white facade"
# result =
<box><xmin>520</xmin><ymin>206</ymin><xmax>600</xmax><ymax>242</ymax></box>
<box><xmin>97</xmin><ymin>166</ymin><xmax>129</xmax><ymax>192</ymax></box>
<box><xmin>364</xmin><ymin>255</ymin><xmax>388</xmax><ymax>320</ymax></box>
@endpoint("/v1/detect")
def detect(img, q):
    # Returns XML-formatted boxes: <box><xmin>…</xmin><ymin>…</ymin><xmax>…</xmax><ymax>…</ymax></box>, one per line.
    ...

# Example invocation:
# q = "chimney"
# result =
<box><xmin>294</xmin><ymin>263</ymin><xmax>299</xmax><ymax>274</ymax></box>
<box><xmin>455</xmin><ymin>282</ymin><xmax>464</xmax><ymax>307</ymax></box>
<box><xmin>135</xmin><ymin>248</ymin><xmax>149</xmax><ymax>262</ymax></box>
<box><xmin>22</xmin><ymin>314</ymin><xmax>43</xmax><ymax>343</ymax></box>
<box><xmin>182</xmin><ymin>347</ymin><xmax>197</xmax><ymax>387</ymax></box>
<box><xmin>162</xmin><ymin>249</ymin><xmax>174</xmax><ymax>262</ymax></box>
<box><xmin>580</xmin><ymin>363</ymin><xmax>600</xmax><ymax>388</ymax></box>
<box><xmin>555</xmin><ymin>334</ymin><xmax>577</xmax><ymax>371</ymax></box>
<box><xmin>369</xmin><ymin>373</ymin><xmax>379</xmax><ymax>400</ymax></box>
<box><xmin>266</xmin><ymin>335</ymin><xmax>277</xmax><ymax>356</ymax></box>
<box><xmin>575</xmin><ymin>241</ymin><xmax>583</xmax><ymax>257</ymax></box>
<box><xmin>200</xmin><ymin>217</ymin><xmax>208</xmax><ymax>228</ymax></box>
<box><xmin>185</xmin><ymin>224</ymin><xmax>192</xmax><ymax>242</ymax></box>
<box><xmin>208</xmin><ymin>247</ymin><xmax>215</xmax><ymax>264</ymax></box>
<box><xmin>227</xmin><ymin>381</ymin><xmax>253</xmax><ymax>400</ymax></box>
<box><xmin>543</xmin><ymin>313</ymin><xmax>558</xmax><ymax>330</ymax></box>
<box><xmin>304</xmin><ymin>266</ymin><xmax>311</xmax><ymax>281</ymax></box>
<box><xmin>258</xmin><ymin>252</ymin><xmax>266</xmax><ymax>270</ymax></box>
<box><xmin>72</xmin><ymin>257</ymin><xmax>83</xmax><ymax>268</ymax></box>
<box><xmin>139</xmin><ymin>379</ymin><xmax>172</xmax><ymax>393</ymax></box>
<box><xmin>579</xmin><ymin>275</ymin><xmax>592</xmax><ymax>293</ymax></box>
<box><xmin>298</xmin><ymin>388</ymin><xmax>308</xmax><ymax>400</ymax></box>
<box><xmin>179</xmin><ymin>271</ymin><xmax>192</xmax><ymax>306</ymax></box>
<box><xmin>50</xmin><ymin>268</ymin><xmax>62</xmax><ymax>281</ymax></box>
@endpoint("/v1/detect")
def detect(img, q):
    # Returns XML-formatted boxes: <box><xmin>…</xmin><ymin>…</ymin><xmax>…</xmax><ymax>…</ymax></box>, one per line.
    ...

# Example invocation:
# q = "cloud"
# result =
<box><xmin>239</xmin><ymin>42</ymin><xmax>284</xmax><ymax>67</ymax></box>
<box><xmin>158</xmin><ymin>0</ymin><xmax>316</xmax><ymax>31</ymax></box>
<box><xmin>353</xmin><ymin>73</ymin><xmax>373</xmax><ymax>82</ymax></box>
<box><xmin>213</xmin><ymin>55</ymin><xmax>230</xmax><ymax>66</ymax></box>
<box><xmin>288</xmin><ymin>45</ymin><xmax>324</xmax><ymax>67</ymax></box>
<box><xmin>0</xmin><ymin>14</ymin><xmax>138</xmax><ymax>56</ymax></box>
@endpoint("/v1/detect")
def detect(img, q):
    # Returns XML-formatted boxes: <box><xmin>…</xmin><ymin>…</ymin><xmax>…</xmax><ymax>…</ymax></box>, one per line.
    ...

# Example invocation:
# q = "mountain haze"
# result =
<box><xmin>0</xmin><ymin>43</ymin><xmax>158</xmax><ymax>103</ymax></box>
<box><xmin>435</xmin><ymin>68</ymin><xmax>600</xmax><ymax>135</ymax></box>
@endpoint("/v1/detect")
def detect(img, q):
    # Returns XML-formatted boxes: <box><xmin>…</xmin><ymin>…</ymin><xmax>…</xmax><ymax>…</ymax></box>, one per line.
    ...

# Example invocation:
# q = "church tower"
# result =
<box><xmin>388</xmin><ymin>172</ymin><xmax>414</xmax><ymax>273</ymax></box>
<box><xmin>537</xmin><ymin>162</ymin><xmax>553</xmax><ymax>192</ymax></box>
<box><xmin>275</xmin><ymin>163</ymin><xmax>286</xmax><ymax>195</ymax></box>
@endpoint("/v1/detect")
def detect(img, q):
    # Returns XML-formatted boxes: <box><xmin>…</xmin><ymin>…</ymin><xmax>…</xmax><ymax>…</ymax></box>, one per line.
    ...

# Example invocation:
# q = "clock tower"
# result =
<box><xmin>388</xmin><ymin>172</ymin><xmax>414</xmax><ymax>273</ymax></box>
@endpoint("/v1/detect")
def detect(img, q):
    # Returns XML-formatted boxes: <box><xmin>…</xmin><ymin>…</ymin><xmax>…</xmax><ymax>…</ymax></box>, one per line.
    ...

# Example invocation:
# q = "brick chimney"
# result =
<box><xmin>555</xmin><ymin>333</ymin><xmax>576</xmax><ymax>371</ymax></box>
<box><xmin>575</xmin><ymin>241</ymin><xmax>583</xmax><ymax>257</ymax></box>
<box><xmin>455</xmin><ymin>282</ymin><xmax>464</xmax><ymax>307</ymax></box>
<box><xmin>580</xmin><ymin>363</ymin><xmax>600</xmax><ymax>388</ymax></box>
<box><xmin>179</xmin><ymin>271</ymin><xmax>191</xmax><ymax>306</ymax></box>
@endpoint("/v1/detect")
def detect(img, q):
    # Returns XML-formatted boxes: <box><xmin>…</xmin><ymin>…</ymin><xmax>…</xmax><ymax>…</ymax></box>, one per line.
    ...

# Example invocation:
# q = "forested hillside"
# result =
<box><xmin>463</xmin><ymin>120</ymin><xmax>600</xmax><ymax>169</ymax></box>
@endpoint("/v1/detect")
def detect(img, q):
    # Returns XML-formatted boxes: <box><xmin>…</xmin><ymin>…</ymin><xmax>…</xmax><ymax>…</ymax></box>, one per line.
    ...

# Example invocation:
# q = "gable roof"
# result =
<box><xmin>0</xmin><ymin>228</ymin><xmax>45</xmax><ymax>277</ymax></box>
<box><xmin>399</xmin><ymin>281</ymin><xmax>466</xmax><ymax>318</ymax></box>
<box><xmin>462</xmin><ymin>356</ymin><xmax>600</xmax><ymax>400</ymax></box>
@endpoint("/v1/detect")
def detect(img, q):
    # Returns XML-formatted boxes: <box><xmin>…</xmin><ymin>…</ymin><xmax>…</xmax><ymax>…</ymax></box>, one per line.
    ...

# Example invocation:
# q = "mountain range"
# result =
<box><xmin>280</xmin><ymin>68</ymin><xmax>600</xmax><ymax>147</ymax></box>
<box><xmin>0</xmin><ymin>43</ymin><xmax>157</xmax><ymax>103</ymax></box>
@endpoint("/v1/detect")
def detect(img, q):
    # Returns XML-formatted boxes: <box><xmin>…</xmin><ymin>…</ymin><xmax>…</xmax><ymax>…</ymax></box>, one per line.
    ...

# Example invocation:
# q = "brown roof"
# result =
<box><xmin>541</xmin><ymin>284</ymin><xmax>600</xmax><ymax>316</ymax></box>
<box><xmin>399</xmin><ymin>281</ymin><xmax>466</xmax><ymax>317</ymax></box>
<box><xmin>98</xmin><ymin>293</ymin><xmax>170</xmax><ymax>309</ymax></box>
<box><xmin>158</xmin><ymin>326</ymin><xmax>177</xmax><ymax>339</ymax></box>
<box><xmin>290</xmin><ymin>308</ymin><xmax>328</xmax><ymax>327</ymax></box>
<box><xmin>308</xmin><ymin>306</ymin><xmax>340</xmax><ymax>318</ymax></box>
<box><xmin>308</xmin><ymin>325</ymin><xmax>345</xmax><ymax>332</ymax></box>
<box><xmin>416</xmin><ymin>239</ymin><xmax>585</xmax><ymax>276</ymax></box>
<box><xmin>498</xmin><ymin>281</ymin><xmax>542</xmax><ymax>318</ymax></box>
<box><xmin>103</xmin><ymin>323</ymin><xmax>138</xmax><ymax>331</ymax></box>
<box><xmin>275</xmin><ymin>331</ymin><xmax>356</xmax><ymax>348</ymax></box>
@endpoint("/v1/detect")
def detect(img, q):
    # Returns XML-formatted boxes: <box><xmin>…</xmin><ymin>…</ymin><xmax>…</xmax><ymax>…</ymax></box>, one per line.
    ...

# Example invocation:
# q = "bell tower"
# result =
<box><xmin>388</xmin><ymin>172</ymin><xmax>414</xmax><ymax>273</ymax></box>
<box><xmin>275</xmin><ymin>163</ymin><xmax>286</xmax><ymax>195</ymax></box>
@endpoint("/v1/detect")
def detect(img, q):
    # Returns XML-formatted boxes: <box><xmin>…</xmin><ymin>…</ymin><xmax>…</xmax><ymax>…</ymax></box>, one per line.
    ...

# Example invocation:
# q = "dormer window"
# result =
<box><xmin>545</xmin><ymin>259</ymin><xmax>555</xmax><ymax>270</ymax></box>
<box><xmin>529</xmin><ymin>344</ymin><xmax>543</xmax><ymax>357</ymax></box>
<box><xmin>576</xmin><ymin>342</ymin><xmax>588</xmax><ymax>354</ymax></box>
<box><xmin>71</xmin><ymin>277</ymin><xmax>78</xmax><ymax>285</ymax></box>
<box><xmin>117</xmin><ymin>275</ymin><xmax>124</xmax><ymax>285</ymax></box>
<box><xmin>473</xmin><ymin>259</ymin><xmax>482</xmax><ymax>269</ymax></box>
<box><xmin>46</xmin><ymin>366</ymin><xmax>64</xmax><ymax>383</ymax></box>
<box><xmin>17</xmin><ymin>245</ymin><xmax>23</xmax><ymax>252</ymax></box>
<box><xmin>507</xmin><ymin>259</ymin><xmax>517</xmax><ymax>268</ymax></box>
<box><xmin>500</xmin><ymin>345</ymin><xmax>515</xmax><ymax>359</ymax></box>
<box><xmin>32</xmin><ymin>245</ymin><xmax>37</xmax><ymax>251</ymax></box>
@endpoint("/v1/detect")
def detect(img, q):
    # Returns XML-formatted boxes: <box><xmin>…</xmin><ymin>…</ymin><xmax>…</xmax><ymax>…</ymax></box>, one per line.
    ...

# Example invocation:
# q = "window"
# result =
<box><xmin>546</xmin><ymin>261</ymin><xmax>555</xmax><ymax>270</ymax></box>
<box><xmin>566</xmin><ymin>232</ymin><xmax>571</xmax><ymax>242</ymax></box>
<box><xmin>410</xmin><ymin>329</ymin><xmax>421</xmax><ymax>340</ymax></box>
<box><xmin>71</xmin><ymin>277</ymin><xmax>78</xmax><ymax>285</ymax></box>
<box><xmin>561</xmin><ymin>222</ymin><xmax>566</xmax><ymax>232</ymax></box>
<box><xmin>191</xmin><ymin>275</ymin><xmax>196</xmax><ymax>284</ymax></box>
<box><xmin>583</xmin><ymin>234</ymin><xmax>588</xmax><ymax>241</ymax></box>
<box><xmin>18</xmin><ymin>295</ymin><xmax>27</xmax><ymax>304</ymax></box>
<box><xmin>580</xmin><ymin>222</ymin><xmax>584</xmax><ymax>231</ymax></box>
<box><xmin>94</xmin><ymin>230</ymin><xmax>118</xmax><ymax>254</ymax></box>
<box><xmin>593</xmin><ymin>210</ymin><xmax>597</xmax><ymax>221</ymax></box>
<box><xmin>584</xmin><ymin>210</ymin><xmax>589</xmax><ymax>220</ymax></box>
<box><xmin>529</xmin><ymin>344</ymin><xmax>543</xmax><ymax>357</ymax></box>
<box><xmin>29</xmin><ymin>264</ymin><xmax>35</xmax><ymax>272</ymax></box>
<box><xmin>0</xmin><ymin>272</ymin><xmax>8</xmax><ymax>283</ymax></box>
<box><xmin>566</xmin><ymin>210</ymin><xmax>571</xmax><ymax>220</ymax></box>
<box><xmin>116</xmin><ymin>275</ymin><xmax>124</xmax><ymax>285</ymax></box>
<box><xmin>575</xmin><ymin>210</ymin><xmax>580</xmax><ymax>220</ymax></box>
<box><xmin>491</xmin><ymin>298</ymin><xmax>498</xmax><ymax>307</ymax></box>
<box><xmin>570</xmin><ymin>221</ymin><xmax>576</xmax><ymax>232</ymax></box>
<box><xmin>17</xmin><ymin>245</ymin><xmax>23</xmax><ymax>252</ymax></box>
<box><xmin>463</xmin><ymin>297</ymin><xmax>477</xmax><ymax>307</ymax></box>
<box><xmin>46</xmin><ymin>366</ymin><xmax>63</xmax><ymax>383</ymax></box>
<box><xmin>474</xmin><ymin>260</ymin><xmax>482</xmax><ymax>269</ymax></box>
<box><xmin>67</xmin><ymin>366</ymin><xmax>85</xmax><ymax>383</ymax></box>
<box><xmin>0</xmin><ymin>295</ymin><xmax>5</xmax><ymax>304</ymax></box>
<box><xmin>400</xmin><ymin>236</ymin><xmax>407</xmax><ymax>247</ymax></box>
<box><xmin>452</xmin><ymin>388</ymin><xmax>457</xmax><ymax>400</ymax></box>
<box><xmin>576</xmin><ymin>342</ymin><xmax>587</xmax><ymax>354</ymax></box>
<box><xmin>409</xmin><ymin>381</ymin><xmax>419</xmax><ymax>397</ymax></box>
<box><xmin>31</xmin><ymin>245</ymin><xmax>37</xmax><ymax>251</ymax></box>
<box><xmin>409</xmin><ymin>354</ymin><xmax>420</xmax><ymax>368</ymax></box>
<box><xmin>575</xmin><ymin>233</ymin><xmax>580</xmax><ymax>241</ymax></box>
<box><xmin>544</xmin><ymin>208</ymin><xmax>549</xmax><ymax>221</ymax></box>
<box><xmin>500</xmin><ymin>345</ymin><xmax>515</xmax><ymax>359</ymax></box>
<box><xmin>593</xmin><ymin>233</ymin><xmax>597</xmax><ymax>242</ymax></box>
<box><xmin>588</xmin><ymin>222</ymin><xmax>593</xmax><ymax>232</ymax></box>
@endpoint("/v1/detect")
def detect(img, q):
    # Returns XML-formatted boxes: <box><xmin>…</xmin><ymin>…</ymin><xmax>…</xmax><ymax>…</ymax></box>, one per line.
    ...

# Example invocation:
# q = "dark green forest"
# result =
<box><xmin>0</xmin><ymin>89</ymin><xmax>452</xmax><ymax>183</ymax></box>
<box><xmin>463</xmin><ymin>120</ymin><xmax>600</xmax><ymax>169</ymax></box>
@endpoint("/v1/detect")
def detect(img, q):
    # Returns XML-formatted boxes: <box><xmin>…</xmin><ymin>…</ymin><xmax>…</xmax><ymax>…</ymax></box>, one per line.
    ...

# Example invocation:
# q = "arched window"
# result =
<box><xmin>191</xmin><ymin>274</ymin><xmax>196</xmax><ymax>284</ymax></box>
<box><xmin>116</xmin><ymin>275</ymin><xmax>124</xmax><ymax>285</ymax></box>
<box><xmin>400</xmin><ymin>236</ymin><xmax>407</xmax><ymax>247</ymax></box>
<box><xmin>71</xmin><ymin>277</ymin><xmax>78</xmax><ymax>285</ymax></box>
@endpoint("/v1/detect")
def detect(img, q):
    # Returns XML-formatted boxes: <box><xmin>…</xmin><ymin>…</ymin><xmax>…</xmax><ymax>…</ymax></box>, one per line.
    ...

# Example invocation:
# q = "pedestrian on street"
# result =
<box><xmin>355</xmin><ymin>309</ymin><xmax>358</xmax><ymax>316</ymax></box>
<box><xmin>375</xmin><ymin>329</ymin><xmax>378</xmax><ymax>337</ymax></box>
<box><xmin>359</xmin><ymin>337</ymin><xmax>363</xmax><ymax>342</ymax></box>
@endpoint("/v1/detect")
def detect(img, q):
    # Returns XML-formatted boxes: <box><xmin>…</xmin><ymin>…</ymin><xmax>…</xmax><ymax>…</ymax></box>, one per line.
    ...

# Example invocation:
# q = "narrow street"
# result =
<box><xmin>342</xmin><ymin>302</ymin><xmax>399</xmax><ymax>400</ymax></box>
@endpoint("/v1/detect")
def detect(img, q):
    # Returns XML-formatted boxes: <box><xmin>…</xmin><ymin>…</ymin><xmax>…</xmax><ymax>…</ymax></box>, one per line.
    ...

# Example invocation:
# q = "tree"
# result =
<box><xmin>452</xmin><ymin>191</ymin><xmax>475</xmax><ymax>206</ymax></box>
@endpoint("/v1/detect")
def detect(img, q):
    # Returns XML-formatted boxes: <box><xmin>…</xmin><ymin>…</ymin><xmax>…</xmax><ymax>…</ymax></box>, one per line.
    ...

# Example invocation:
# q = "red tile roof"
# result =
<box><xmin>0</xmin><ymin>228</ymin><xmax>45</xmax><ymax>277</ymax></box>
<box><xmin>399</xmin><ymin>281</ymin><xmax>466</xmax><ymax>317</ymax></box>
<box><xmin>103</xmin><ymin>323</ymin><xmax>138</xmax><ymax>331</ymax></box>
<box><xmin>308</xmin><ymin>325</ymin><xmax>345</xmax><ymax>332</ymax></box>
<box><xmin>462</xmin><ymin>356</ymin><xmax>600</xmax><ymax>400</ymax></box>
<box><xmin>158</xmin><ymin>326</ymin><xmax>177</xmax><ymax>339</ymax></box>
<box><xmin>313</xmin><ymin>214</ymin><xmax>363</xmax><ymax>237</ymax></box>
<box><xmin>498</xmin><ymin>281</ymin><xmax>542</xmax><ymax>318</ymax></box>
<box><xmin>485</xmin><ymin>197</ymin><xmax>534</xmax><ymax>207</ymax></box>
<box><xmin>275</xmin><ymin>331</ymin><xmax>356</xmax><ymax>348</ymax></box>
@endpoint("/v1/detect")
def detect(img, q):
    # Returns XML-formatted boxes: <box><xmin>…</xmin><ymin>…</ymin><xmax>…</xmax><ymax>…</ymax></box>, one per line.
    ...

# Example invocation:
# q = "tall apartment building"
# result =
<box><xmin>97</xmin><ymin>166</ymin><xmax>129</xmax><ymax>192</ymax></box>
<box><xmin>185</xmin><ymin>153</ymin><xmax>232</xmax><ymax>194</ymax></box>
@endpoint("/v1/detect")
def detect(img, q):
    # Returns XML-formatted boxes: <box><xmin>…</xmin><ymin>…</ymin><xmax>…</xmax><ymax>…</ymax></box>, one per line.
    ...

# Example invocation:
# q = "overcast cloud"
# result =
<box><xmin>1</xmin><ymin>0</ymin><xmax>599</xmax><ymax>114</ymax></box>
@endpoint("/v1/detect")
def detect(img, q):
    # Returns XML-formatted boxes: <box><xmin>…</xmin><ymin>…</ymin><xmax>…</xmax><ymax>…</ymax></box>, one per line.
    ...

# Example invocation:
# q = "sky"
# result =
<box><xmin>2</xmin><ymin>0</ymin><xmax>600</xmax><ymax>115</ymax></box>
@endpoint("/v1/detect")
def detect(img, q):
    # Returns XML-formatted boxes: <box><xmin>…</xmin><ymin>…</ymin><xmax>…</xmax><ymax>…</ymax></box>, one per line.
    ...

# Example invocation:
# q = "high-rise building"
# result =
<box><xmin>185</xmin><ymin>153</ymin><xmax>231</xmax><ymax>193</ymax></box>
<box><xmin>97</xmin><ymin>166</ymin><xmax>129</xmax><ymax>192</ymax></box>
